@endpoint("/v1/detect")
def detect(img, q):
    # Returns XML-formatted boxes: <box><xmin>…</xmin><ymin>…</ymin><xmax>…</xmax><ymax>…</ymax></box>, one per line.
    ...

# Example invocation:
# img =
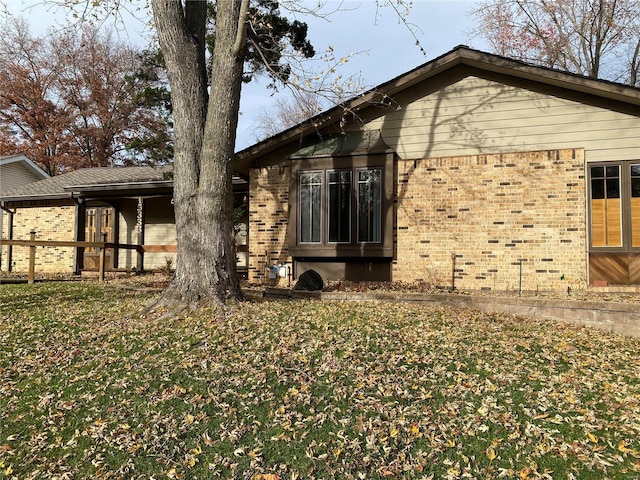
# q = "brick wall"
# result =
<box><xmin>3</xmin><ymin>206</ymin><xmax>76</xmax><ymax>273</ymax></box>
<box><xmin>248</xmin><ymin>149</ymin><xmax>586</xmax><ymax>291</ymax></box>
<box><xmin>393</xmin><ymin>149</ymin><xmax>586</xmax><ymax>291</ymax></box>
<box><xmin>248</xmin><ymin>166</ymin><xmax>291</xmax><ymax>284</ymax></box>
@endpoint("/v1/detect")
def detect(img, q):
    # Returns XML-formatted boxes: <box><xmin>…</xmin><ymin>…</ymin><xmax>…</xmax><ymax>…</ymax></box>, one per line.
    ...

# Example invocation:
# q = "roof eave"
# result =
<box><xmin>63</xmin><ymin>180</ymin><xmax>174</xmax><ymax>194</ymax></box>
<box><xmin>459</xmin><ymin>49</ymin><xmax>640</xmax><ymax>105</ymax></box>
<box><xmin>1</xmin><ymin>193</ymin><xmax>71</xmax><ymax>204</ymax></box>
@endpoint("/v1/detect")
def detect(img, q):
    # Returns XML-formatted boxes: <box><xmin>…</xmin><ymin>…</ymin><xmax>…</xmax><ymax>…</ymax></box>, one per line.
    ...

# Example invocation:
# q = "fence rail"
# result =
<box><xmin>1</xmin><ymin>231</ymin><xmax>149</xmax><ymax>284</ymax></box>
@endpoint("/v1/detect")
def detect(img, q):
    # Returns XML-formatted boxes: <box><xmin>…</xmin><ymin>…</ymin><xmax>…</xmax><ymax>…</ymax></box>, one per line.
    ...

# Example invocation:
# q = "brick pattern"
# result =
<box><xmin>3</xmin><ymin>206</ymin><xmax>76</xmax><ymax>272</ymax></box>
<box><xmin>248</xmin><ymin>166</ymin><xmax>291</xmax><ymax>284</ymax></box>
<box><xmin>248</xmin><ymin>149</ymin><xmax>586</xmax><ymax>291</ymax></box>
<box><xmin>4</xmin><ymin>148</ymin><xmax>587</xmax><ymax>292</ymax></box>
<box><xmin>393</xmin><ymin>149</ymin><xmax>586</xmax><ymax>291</ymax></box>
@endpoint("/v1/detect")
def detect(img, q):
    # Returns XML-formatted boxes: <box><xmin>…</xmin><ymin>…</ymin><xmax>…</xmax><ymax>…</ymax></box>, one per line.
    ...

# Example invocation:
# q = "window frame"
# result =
<box><xmin>355</xmin><ymin>167</ymin><xmax>383</xmax><ymax>244</ymax></box>
<box><xmin>297</xmin><ymin>166</ymin><xmax>383</xmax><ymax>246</ymax></box>
<box><xmin>289</xmin><ymin>153</ymin><xmax>394</xmax><ymax>259</ymax></box>
<box><xmin>326</xmin><ymin>169</ymin><xmax>353</xmax><ymax>245</ymax></box>
<box><xmin>298</xmin><ymin>170</ymin><xmax>324</xmax><ymax>244</ymax></box>
<box><xmin>588</xmin><ymin>160</ymin><xmax>640</xmax><ymax>252</ymax></box>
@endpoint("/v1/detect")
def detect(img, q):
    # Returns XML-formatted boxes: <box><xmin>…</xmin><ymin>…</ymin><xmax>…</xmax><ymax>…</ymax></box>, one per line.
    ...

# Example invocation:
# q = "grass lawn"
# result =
<box><xmin>1</xmin><ymin>282</ymin><xmax>639</xmax><ymax>480</ymax></box>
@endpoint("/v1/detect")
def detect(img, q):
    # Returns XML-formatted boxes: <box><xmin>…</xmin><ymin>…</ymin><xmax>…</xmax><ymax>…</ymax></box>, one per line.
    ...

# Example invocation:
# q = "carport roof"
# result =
<box><xmin>0</xmin><ymin>166</ymin><xmax>174</xmax><ymax>202</ymax></box>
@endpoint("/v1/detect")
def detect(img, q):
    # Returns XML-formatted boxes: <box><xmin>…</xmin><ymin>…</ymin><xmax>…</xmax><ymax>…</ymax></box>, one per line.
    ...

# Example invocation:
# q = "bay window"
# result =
<box><xmin>298</xmin><ymin>167</ymin><xmax>382</xmax><ymax>245</ymax></box>
<box><xmin>289</xmin><ymin>152</ymin><xmax>393</xmax><ymax>259</ymax></box>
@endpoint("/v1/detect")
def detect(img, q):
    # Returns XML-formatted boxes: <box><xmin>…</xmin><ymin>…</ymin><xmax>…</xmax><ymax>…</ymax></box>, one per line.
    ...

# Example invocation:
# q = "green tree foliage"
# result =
<box><xmin>206</xmin><ymin>0</ymin><xmax>315</xmax><ymax>86</ymax></box>
<box><xmin>127</xmin><ymin>48</ymin><xmax>174</xmax><ymax>165</ymax></box>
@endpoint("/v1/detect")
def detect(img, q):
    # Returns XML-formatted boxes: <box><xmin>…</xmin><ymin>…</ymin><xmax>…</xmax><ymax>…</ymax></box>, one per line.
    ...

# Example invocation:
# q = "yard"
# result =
<box><xmin>1</xmin><ymin>281</ymin><xmax>639</xmax><ymax>479</ymax></box>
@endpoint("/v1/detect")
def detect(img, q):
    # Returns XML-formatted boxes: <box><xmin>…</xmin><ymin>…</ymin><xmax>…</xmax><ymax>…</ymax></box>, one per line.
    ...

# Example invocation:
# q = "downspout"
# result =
<box><xmin>451</xmin><ymin>252</ymin><xmax>456</xmax><ymax>291</ymax></box>
<box><xmin>1</xmin><ymin>202</ymin><xmax>15</xmax><ymax>272</ymax></box>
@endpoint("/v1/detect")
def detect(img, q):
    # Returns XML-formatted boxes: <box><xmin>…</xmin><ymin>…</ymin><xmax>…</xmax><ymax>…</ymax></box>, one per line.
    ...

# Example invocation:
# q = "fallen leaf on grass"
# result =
<box><xmin>486</xmin><ymin>446</ymin><xmax>497</xmax><ymax>460</ymax></box>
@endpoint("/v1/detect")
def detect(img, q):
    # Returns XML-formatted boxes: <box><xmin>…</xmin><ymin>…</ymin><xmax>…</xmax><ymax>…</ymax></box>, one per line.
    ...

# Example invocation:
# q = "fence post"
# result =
<box><xmin>28</xmin><ymin>230</ymin><xmax>36</xmax><ymax>284</ymax></box>
<box><xmin>99</xmin><ymin>233</ymin><xmax>107</xmax><ymax>283</ymax></box>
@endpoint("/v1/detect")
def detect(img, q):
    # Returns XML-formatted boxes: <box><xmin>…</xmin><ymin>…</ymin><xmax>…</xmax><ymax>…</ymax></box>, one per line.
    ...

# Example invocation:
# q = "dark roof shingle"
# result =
<box><xmin>1</xmin><ymin>166</ymin><xmax>172</xmax><ymax>199</ymax></box>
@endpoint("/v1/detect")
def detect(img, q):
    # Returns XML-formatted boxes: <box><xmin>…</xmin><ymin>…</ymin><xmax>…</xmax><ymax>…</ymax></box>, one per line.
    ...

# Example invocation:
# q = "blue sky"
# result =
<box><xmin>239</xmin><ymin>1</ymin><xmax>487</xmax><ymax>148</ymax></box>
<box><xmin>3</xmin><ymin>0</ymin><xmax>485</xmax><ymax>150</ymax></box>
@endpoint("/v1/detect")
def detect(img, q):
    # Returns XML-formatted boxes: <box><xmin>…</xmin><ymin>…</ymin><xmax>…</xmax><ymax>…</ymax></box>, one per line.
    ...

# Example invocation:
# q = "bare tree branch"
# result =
<box><xmin>470</xmin><ymin>0</ymin><xmax>640</xmax><ymax>85</ymax></box>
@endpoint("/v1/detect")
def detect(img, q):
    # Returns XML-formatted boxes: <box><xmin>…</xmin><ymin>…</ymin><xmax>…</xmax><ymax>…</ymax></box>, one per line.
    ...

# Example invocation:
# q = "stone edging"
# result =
<box><xmin>261</xmin><ymin>288</ymin><xmax>640</xmax><ymax>337</ymax></box>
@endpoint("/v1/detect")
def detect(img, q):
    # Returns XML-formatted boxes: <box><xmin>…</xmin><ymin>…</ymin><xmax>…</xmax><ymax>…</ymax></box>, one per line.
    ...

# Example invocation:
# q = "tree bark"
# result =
<box><xmin>151</xmin><ymin>0</ymin><xmax>246</xmax><ymax>309</ymax></box>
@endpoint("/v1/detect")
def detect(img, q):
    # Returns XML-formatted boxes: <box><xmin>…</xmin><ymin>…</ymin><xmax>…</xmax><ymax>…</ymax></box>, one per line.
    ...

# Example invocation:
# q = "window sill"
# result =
<box><xmin>290</xmin><ymin>245</ymin><xmax>393</xmax><ymax>258</ymax></box>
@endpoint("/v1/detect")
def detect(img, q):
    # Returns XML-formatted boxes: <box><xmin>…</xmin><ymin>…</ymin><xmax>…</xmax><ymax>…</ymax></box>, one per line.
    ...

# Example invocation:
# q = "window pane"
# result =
<box><xmin>632</xmin><ymin>165</ymin><xmax>640</xmax><ymax>197</ymax></box>
<box><xmin>328</xmin><ymin>171</ymin><xmax>351</xmax><ymax>243</ymax></box>
<box><xmin>301</xmin><ymin>172</ymin><xmax>322</xmax><ymax>185</ymax></box>
<box><xmin>300</xmin><ymin>172</ymin><xmax>322</xmax><ymax>243</ymax></box>
<box><xmin>357</xmin><ymin>169</ymin><xmax>382</xmax><ymax>243</ymax></box>
<box><xmin>591</xmin><ymin>178</ymin><xmax>605</xmax><ymax>200</ymax></box>
<box><xmin>606</xmin><ymin>178</ymin><xmax>620</xmax><ymax>198</ymax></box>
<box><xmin>606</xmin><ymin>165</ymin><xmax>619</xmax><ymax>178</ymax></box>
<box><xmin>589</xmin><ymin>165</ymin><xmax>620</xmax><ymax>199</ymax></box>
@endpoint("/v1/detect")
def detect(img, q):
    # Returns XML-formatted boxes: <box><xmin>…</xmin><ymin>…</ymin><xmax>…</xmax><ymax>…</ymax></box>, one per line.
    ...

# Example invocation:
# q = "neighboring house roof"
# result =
<box><xmin>0</xmin><ymin>155</ymin><xmax>50</xmax><ymax>197</ymax></box>
<box><xmin>0</xmin><ymin>164</ymin><xmax>248</xmax><ymax>203</ymax></box>
<box><xmin>0</xmin><ymin>155</ymin><xmax>51</xmax><ymax>238</ymax></box>
<box><xmin>0</xmin><ymin>154</ymin><xmax>50</xmax><ymax>180</ymax></box>
<box><xmin>234</xmin><ymin>45</ymin><xmax>640</xmax><ymax>175</ymax></box>
<box><xmin>0</xmin><ymin>165</ymin><xmax>173</xmax><ymax>202</ymax></box>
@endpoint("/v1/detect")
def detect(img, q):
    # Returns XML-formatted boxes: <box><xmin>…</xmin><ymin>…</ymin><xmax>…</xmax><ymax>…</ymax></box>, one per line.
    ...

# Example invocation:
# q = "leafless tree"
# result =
<box><xmin>470</xmin><ymin>0</ymin><xmax>640</xmax><ymax>86</ymax></box>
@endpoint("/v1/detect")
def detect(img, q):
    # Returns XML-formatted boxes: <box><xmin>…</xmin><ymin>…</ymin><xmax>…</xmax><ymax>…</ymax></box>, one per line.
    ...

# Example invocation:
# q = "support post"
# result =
<box><xmin>112</xmin><ymin>205</ymin><xmax>119</xmax><ymax>269</ymax></box>
<box><xmin>136</xmin><ymin>197</ymin><xmax>145</xmax><ymax>273</ymax></box>
<box><xmin>6</xmin><ymin>210</ymin><xmax>14</xmax><ymax>272</ymax></box>
<box><xmin>28</xmin><ymin>230</ymin><xmax>36</xmax><ymax>284</ymax></box>
<box><xmin>73</xmin><ymin>199</ymin><xmax>86</xmax><ymax>275</ymax></box>
<box><xmin>98</xmin><ymin>233</ymin><xmax>107</xmax><ymax>282</ymax></box>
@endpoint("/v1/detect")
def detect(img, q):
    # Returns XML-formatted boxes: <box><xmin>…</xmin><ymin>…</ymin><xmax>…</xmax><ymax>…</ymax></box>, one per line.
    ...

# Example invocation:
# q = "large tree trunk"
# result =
<box><xmin>151</xmin><ymin>0</ymin><xmax>246</xmax><ymax>309</ymax></box>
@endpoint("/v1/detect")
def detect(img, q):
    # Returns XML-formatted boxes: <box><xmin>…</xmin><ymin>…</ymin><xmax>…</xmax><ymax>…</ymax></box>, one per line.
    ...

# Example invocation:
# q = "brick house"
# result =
<box><xmin>0</xmin><ymin>165</ymin><xmax>248</xmax><ymax>274</ymax></box>
<box><xmin>2</xmin><ymin>46</ymin><xmax>639</xmax><ymax>290</ymax></box>
<box><xmin>234</xmin><ymin>46</ymin><xmax>640</xmax><ymax>290</ymax></box>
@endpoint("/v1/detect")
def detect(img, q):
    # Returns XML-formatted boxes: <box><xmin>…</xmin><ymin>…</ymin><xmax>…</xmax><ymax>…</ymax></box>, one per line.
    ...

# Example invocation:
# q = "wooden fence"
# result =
<box><xmin>0</xmin><ymin>232</ymin><xmax>248</xmax><ymax>284</ymax></box>
<box><xmin>0</xmin><ymin>231</ymin><xmax>146</xmax><ymax>284</ymax></box>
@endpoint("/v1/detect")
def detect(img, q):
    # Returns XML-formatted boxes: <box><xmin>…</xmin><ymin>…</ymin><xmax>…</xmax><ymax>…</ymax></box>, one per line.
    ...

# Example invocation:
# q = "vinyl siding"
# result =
<box><xmin>117</xmin><ymin>201</ymin><xmax>140</xmax><ymax>270</ymax></box>
<box><xmin>365</xmin><ymin>76</ymin><xmax>640</xmax><ymax>163</ymax></box>
<box><xmin>1</xmin><ymin>162</ymin><xmax>48</xmax><ymax>263</ymax></box>
<box><xmin>116</xmin><ymin>197</ymin><xmax>176</xmax><ymax>270</ymax></box>
<box><xmin>0</xmin><ymin>162</ymin><xmax>44</xmax><ymax>194</ymax></box>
